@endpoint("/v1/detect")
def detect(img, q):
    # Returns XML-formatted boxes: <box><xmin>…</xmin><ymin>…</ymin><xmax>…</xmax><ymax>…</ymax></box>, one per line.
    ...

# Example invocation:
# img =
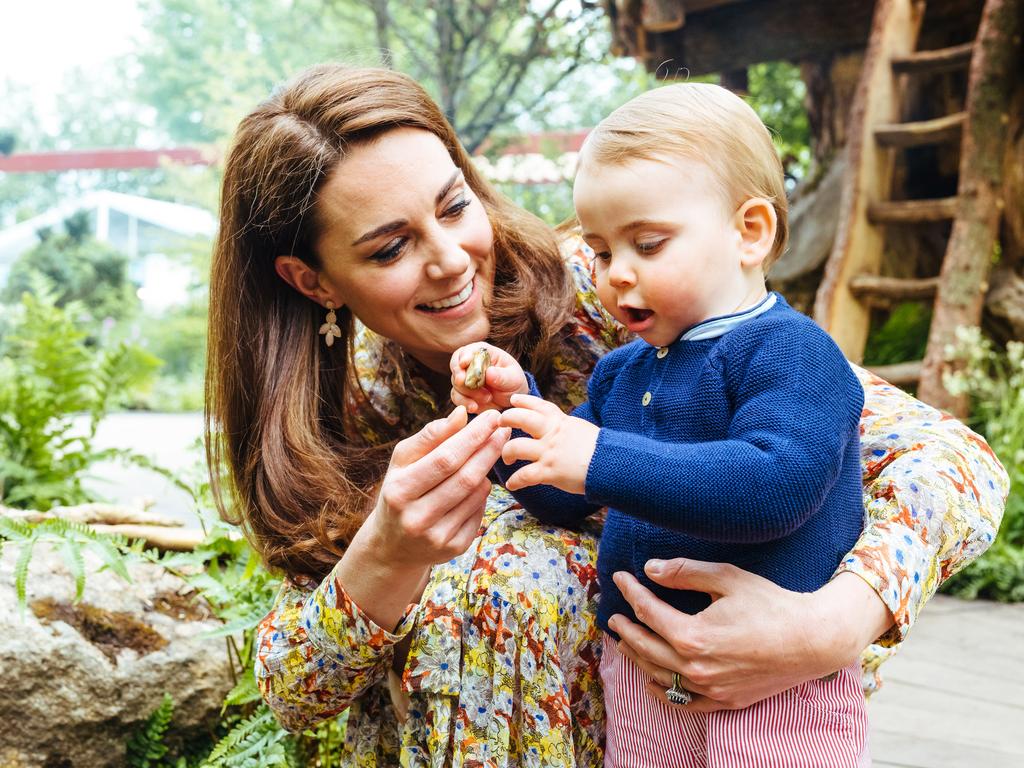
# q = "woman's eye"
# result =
<box><xmin>442</xmin><ymin>197</ymin><xmax>470</xmax><ymax>218</ymax></box>
<box><xmin>370</xmin><ymin>237</ymin><xmax>406</xmax><ymax>263</ymax></box>
<box><xmin>636</xmin><ymin>239</ymin><xmax>666</xmax><ymax>254</ymax></box>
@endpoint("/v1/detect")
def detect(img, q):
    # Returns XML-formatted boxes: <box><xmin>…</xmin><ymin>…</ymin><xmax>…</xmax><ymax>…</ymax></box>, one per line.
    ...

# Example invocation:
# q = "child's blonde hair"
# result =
<box><xmin>579</xmin><ymin>83</ymin><xmax>788</xmax><ymax>269</ymax></box>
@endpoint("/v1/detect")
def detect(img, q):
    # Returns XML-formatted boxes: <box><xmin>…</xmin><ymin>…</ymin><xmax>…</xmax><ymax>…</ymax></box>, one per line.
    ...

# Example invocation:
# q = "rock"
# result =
<box><xmin>0</xmin><ymin>542</ymin><xmax>234</xmax><ymax>768</ymax></box>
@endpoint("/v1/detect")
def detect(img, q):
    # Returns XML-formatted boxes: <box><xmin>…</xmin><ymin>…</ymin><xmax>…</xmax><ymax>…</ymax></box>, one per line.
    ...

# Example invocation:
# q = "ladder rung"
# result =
<box><xmin>874</xmin><ymin>112</ymin><xmax>966</xmax><ymax>148</ymax></box>
<box><xmin>868</xmin><ymin>361</ymin><xmax>924</xmax><ymax>387</ymax></box>
<box><xmin>849</xmin><ymin>275</ymin><xmax>940</xmax><ymax>302</ymax></box>
<box><xmin>867</xmin><ymin>197</ymin><xmax>958</xmax><ymax>223</ymax></box>
<box><xmin>891</xmin><ymin>42</ymin><xmax>975</xmax><ymax>75</ymax></box>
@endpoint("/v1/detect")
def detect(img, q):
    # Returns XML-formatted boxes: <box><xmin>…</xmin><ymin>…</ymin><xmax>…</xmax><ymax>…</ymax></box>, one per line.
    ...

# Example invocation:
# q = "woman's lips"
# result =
<box><xmin>417</xmin><ymin>277</ymin><xmax>479</xmax><ymax>318</ymax></box>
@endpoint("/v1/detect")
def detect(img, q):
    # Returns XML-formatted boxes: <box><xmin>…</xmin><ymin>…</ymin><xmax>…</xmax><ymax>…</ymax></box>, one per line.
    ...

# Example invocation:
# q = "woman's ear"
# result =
<box><xmin>274</xmin><ymin>255</ymin><xmax>342</xmax><ymax>308</ymax></box>
<box><xmin>733</xmin><ymin>198</ymin><xmax>777</xmax><ymax>270</ymax></box>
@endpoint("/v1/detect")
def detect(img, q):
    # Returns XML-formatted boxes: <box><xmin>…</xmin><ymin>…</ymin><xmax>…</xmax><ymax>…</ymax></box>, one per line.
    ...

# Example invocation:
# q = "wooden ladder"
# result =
<box><xmin>814</xmin><ymin>0</ymin><xmax>1019</xmax><ymax>415</ymax></box>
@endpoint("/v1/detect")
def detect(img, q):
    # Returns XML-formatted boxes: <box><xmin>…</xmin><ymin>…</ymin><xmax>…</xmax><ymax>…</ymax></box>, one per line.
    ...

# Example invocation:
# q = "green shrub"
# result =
<box><xmin>941</xmin><ymin>328</ymin><xmax>1024</xmax><ymax>601</ymax></box>
<box><xmin>0</xmin><ymin>279</ymin><xmax>160</xmax><ymax>509</ymax></box>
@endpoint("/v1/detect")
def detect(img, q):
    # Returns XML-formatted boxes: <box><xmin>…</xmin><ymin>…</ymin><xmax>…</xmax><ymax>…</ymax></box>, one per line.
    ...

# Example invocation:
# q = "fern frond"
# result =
<box><xmin>222</xmin><ymin>674</ymin><xmax>262</xmax><ymax>708</ymax></box>
<box><xmin>14</xmin><ymin>537</ymin><xmax>36</xmax><ymax>606</ymax></box>
<box><xmin>125</xmin><ymin>692</ymin><xmax>174</xmax><ymax>768</ymax></box>
<box><xmin>200</xmin><ymin>607</ymin><xmax>270</xmax><ymax>640</ymax></box>
<box><xmin>202</xmin><ymin>705</ymin><xmax>287</xmax><ymax>766</ymax></box>
<box><xmin>62</xmin><ymin>536</ymin><xmax>86</xmax><ymax>602</ymax></box>
<box><xmin>0</xmin><ymin>516</ymin><xmax>34</xmax><ymax>541</ymax></box>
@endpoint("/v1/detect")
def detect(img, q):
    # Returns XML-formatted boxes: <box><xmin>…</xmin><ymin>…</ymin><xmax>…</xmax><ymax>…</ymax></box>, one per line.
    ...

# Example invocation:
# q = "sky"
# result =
<box><xmin>1</xmin><ymin>0</ymin><xmax>140</xmax><ymax>112</ymax></box>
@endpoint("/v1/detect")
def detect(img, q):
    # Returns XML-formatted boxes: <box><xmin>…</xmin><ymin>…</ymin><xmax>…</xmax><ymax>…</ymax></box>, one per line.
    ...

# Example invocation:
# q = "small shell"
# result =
<box><xmin>464</xmin><ymin>347</ymin><xmax>491</xmax><ymax>389</ymax></box>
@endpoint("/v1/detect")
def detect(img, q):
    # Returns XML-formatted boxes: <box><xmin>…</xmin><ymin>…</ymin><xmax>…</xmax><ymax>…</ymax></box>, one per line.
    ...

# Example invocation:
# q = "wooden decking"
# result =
<box><xmin>869</xmin><ymin>595</ymin><xmax>1024</xmax><ymax>766</ymax></box>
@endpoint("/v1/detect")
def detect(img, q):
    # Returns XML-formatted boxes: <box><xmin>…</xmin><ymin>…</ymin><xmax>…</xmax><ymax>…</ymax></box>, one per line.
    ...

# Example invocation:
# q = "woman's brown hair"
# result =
<box><xmin>206</xmin><ymin>64</ymin><xmax>575</xmax><ymax>582</ymax></box>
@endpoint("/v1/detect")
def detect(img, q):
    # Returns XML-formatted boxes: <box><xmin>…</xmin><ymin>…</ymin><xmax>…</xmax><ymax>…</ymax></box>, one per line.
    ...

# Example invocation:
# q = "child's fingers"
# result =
<box><xmin>501</xmin><ymin>436</ymin><xmax>542</xmax><ymax>465</ymax></box>
<box><xmin>500</xmin><ymin>407</ymin><xmax>550</xmax><ymax>437</ymax></box>
<box><xmin>504</xmin><ymin>463</ymin><xmax>545</xmax><ymax>491</ymax></box>
<box><xmin>484</xmin><ymin>365</ymin><xmax>524</xmax><ymax>393</ymax></box>
<box><xmin>508</xmin><ymin>393</ymin><xmax>561</xmax><ymax>414</ymax></box>
<box><xmin>451</xmin><ymin>387</ymin><xmax>493</xmax><ymax>414</ymax></box>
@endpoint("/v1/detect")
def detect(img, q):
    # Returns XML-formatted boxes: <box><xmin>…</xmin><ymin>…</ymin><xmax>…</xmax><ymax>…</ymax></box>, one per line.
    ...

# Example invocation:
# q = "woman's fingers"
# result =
<box><xmin>391</xmin><ymin>406</ymin><xmax>468</xmax><ymax>466</ymax></box>
<box><xmin>412</xmin><ymin>423</ymin><xmax>510</xmax><ymax>516</ymax></box>
<box><xmin>644</xmin><ymin>558</ymin><xmax>751</xmax><ymax>601</ymax></box>
<box><xmin>608</xmin><ymin>615</ymin><xmax>700</xmax><ymax>690</ymax></box>
<box><xmin>440</xmin><ymin>479</ymin><xmax>491</xmax><ymax>557</ymax></box>
<box><xmin>393</xmin><ymin>410</ymin><xmax>501</xmax><ymax>499</ymax></box>
<box><xmin>433</xmin><ymin>475</ymin><xmax>493</xmax><ymax>555</ymax></box>
<box><xmin>612</xmin><ymin>571</ymin><xmax>704</xmax><ymax>652</ymax></box>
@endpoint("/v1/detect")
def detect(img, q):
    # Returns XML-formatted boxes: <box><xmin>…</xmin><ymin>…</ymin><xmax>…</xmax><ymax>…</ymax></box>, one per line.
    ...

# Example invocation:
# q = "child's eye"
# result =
<box><xmin>636</xmin><ymin>239</ymin><xmax>666</xmax><ymax>254</ymax></box>
<box><xmin>594</xmin><ymin>251</ymin><xmax>612</xmax><ymax>263</ymax></box>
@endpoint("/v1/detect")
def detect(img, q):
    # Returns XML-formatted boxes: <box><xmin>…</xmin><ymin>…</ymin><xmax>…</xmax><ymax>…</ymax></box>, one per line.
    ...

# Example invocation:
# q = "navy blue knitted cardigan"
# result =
<box><xmin>496</xmin><ymin>294</ymin><xmax>865</xmax><ymax>637</ymax></box>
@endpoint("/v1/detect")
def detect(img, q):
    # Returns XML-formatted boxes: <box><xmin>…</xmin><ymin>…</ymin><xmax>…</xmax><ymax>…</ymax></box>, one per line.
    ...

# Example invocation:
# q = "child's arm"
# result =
<box><xmin>505</xmin><ymin>325</ymin><xmax>864</xmax><ymax>544</ymax></box>
<box><xmin>449</xmin><ymin>341</ymin><xmax>602</xmax><ymax>527</ymax></box>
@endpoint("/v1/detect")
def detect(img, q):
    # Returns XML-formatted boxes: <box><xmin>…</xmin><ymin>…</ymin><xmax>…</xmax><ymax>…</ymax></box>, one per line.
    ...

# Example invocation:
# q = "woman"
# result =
<box><xmin>207</xmin><ymin>64</ymin><xmax>1007</xmax><ymax>766</ymax></box>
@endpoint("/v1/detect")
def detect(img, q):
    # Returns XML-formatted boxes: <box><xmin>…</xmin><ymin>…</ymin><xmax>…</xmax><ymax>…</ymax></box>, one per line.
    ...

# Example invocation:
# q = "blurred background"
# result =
<box><xmin>0</xmin><ymin>1</ymin><xmax>1021</xmax><ymax>766</ymax></box>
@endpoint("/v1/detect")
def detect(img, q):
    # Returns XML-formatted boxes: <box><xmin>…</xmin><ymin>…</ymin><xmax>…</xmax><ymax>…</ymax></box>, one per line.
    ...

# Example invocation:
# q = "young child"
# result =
<box><xmin>451</xmin><ymin>83</ymin><xmax>869</xmax><ymax>767</ymax></box>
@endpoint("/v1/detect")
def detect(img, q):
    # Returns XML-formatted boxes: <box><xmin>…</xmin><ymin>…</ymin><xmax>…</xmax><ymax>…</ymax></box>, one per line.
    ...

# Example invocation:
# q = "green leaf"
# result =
<box><xmin>62</xmin><ymin>537</ymin><xmax>86</xmax><ymax>602</ymax></box>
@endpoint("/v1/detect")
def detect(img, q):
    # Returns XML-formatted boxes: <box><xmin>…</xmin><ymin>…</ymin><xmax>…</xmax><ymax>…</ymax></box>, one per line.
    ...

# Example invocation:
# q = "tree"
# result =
<box><xmin>3</xmin><ymin>212</ymin><xmax>140</xmax><ymax>325</ymax></box>
<box><xmin>135</xmin><ymin>0</ymin><xmax>609</xmax><ymax>151</ymax></box>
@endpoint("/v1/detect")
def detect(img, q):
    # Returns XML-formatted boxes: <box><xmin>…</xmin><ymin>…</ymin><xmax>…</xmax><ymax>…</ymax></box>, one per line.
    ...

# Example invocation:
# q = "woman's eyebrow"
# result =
<box><xmin>350</xmin><ymin>170</ymin><xmax>464</xmax><ymax>247</ymax></box>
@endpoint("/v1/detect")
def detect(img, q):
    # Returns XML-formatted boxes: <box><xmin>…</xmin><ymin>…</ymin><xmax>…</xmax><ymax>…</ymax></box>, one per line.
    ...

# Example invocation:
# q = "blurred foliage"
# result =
<box><xmin>746</xmin><ymin>62</ymin><xmax>812</xmax><ymax>181</ymax></box>
<box><xmin>3</xmin><ymin>212</ymin><xmax>141</xmax><ymax>325</ymax></box>
<box><xmin>0</xmin><ymin>279</ymin><xmax>159</xmax><ymax>509</ymax></box>
<box><xmin>942</xmin><ymin>328</ymin><xmax>1024</xmax><ymax>602</ymax></box>
<box><xmin>862</xmin><ymin>302</ymin><xmax>933</xmax><ymax>369</ymax></box>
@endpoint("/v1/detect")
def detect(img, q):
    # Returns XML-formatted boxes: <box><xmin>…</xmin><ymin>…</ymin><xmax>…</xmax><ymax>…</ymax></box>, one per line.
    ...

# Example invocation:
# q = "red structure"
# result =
<box><xmin>0</xmin><ymin>147</ymin><xmax>216</xmax><ymax>173</ymax></box>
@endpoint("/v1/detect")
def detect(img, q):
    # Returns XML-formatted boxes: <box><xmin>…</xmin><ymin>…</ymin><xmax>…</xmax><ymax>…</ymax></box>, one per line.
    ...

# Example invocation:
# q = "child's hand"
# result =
<box><xmin>500</xmin><ymin>394</ymin><xmax>599</xmax><ymax>494</ymax></box>
<box><xmin>450</xmin><ymin>343</ymin><xmax>529</xmax><ymax>413</ymax></box>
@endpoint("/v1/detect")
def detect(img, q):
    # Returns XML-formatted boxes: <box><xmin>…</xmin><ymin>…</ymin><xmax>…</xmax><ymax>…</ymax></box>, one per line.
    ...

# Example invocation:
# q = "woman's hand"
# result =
<box><xmin>337</xmin><ymin>406</ymin><xmax>509</xmax><ymax>629</ymax></box>
<box><xmin>609</xmin><ymin>559</ymin><xmax>893</xmax><ymax>712</ymax></box>
<box><xmin>449</xmin><ymin>342</ymin><xmax>529</xmax><ymax>413</ymax></box>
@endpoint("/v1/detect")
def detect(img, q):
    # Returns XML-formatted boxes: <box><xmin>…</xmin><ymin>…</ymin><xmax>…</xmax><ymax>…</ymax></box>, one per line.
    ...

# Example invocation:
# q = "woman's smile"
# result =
<box><xmin>418</xmin><ymin>276</ymin><xmax>477</xmax><ymax>313</ymax></box>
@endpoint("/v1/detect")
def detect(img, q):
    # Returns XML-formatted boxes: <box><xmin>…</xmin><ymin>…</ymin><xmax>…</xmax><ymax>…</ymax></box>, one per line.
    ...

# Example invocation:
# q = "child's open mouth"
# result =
<box><xmin>623</xmin><ymin>307</ymin><xmax>653</xmax><ymax>325</ymax></box>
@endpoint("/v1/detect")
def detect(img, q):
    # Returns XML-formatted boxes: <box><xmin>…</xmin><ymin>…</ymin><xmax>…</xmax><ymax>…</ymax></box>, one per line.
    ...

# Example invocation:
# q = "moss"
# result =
<box><xmin>150</xmin><ymin>589</ymin><xmax>214</xmax><ymax>622</ymax></box>
<box><xmin>31</xmin><ymin>597</ymin><xmax>167</xmax><ymax>663</ymax></box>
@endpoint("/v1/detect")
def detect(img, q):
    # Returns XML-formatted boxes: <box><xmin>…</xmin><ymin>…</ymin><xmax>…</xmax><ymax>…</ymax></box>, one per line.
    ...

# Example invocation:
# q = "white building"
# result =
<box><xmin>0</xmin><ymin>190</ymin><xmax>215</xmax><ymax>311</ymax></box>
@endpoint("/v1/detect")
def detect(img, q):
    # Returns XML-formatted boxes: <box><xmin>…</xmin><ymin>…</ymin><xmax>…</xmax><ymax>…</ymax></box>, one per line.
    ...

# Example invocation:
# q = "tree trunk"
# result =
<box><xmin>918</xmin><ymin>0</ymin><xmax>1023</xmax><ymax>412</ymax></box>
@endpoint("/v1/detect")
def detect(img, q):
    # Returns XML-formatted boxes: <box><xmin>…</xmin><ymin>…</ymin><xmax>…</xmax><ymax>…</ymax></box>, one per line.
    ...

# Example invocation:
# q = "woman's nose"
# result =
<box><xmin>424</xmin><ymin>228</ymin><xmax>471</xmax><ymax>280</ymax></box>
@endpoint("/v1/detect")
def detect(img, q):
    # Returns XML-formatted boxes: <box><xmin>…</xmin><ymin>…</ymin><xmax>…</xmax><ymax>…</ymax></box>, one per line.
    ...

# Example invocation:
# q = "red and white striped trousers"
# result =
<box><xmin>600</xmin><ymin>635</ymin><xmax>870</xmax><ymax>767</ymax></box>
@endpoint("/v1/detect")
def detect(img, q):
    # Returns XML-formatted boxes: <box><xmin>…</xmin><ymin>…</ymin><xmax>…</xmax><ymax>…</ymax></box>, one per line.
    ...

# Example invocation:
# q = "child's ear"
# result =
<box><xmin>275</xmin><ymin>255</ymin><xmax>344</xmax><ymax>309</ymax></box>
<box><xmin>733</xmin><ymin>198</ymin><xmax>777</xmax><ymax>270</ymax></box>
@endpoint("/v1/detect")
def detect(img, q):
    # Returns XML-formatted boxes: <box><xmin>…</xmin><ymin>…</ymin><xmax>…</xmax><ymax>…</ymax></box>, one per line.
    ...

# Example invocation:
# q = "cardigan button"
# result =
<box><xmin>642</xmin><ymin>391</ymin><xmax>652</xmax><ymax>406</ymax></box>
<box><xmin>657</xmin><ymin>347</ymin><xmax>669</xmax><ymax>359</ymax></box>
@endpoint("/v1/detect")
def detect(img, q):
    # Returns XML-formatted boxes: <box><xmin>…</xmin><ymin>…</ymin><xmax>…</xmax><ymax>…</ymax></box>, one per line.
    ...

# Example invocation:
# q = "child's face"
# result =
<box><xmin>574</xmin><ymin>155</ymin><xmax>754</xmax><ymax>348</ymax></box>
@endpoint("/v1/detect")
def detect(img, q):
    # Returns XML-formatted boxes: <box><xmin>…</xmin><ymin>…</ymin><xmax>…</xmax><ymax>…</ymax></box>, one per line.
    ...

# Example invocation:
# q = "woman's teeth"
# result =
<box><xmin>421</xmin><ymin>280</ymin><xmax>473</xmax><ymax>310</ymax></box>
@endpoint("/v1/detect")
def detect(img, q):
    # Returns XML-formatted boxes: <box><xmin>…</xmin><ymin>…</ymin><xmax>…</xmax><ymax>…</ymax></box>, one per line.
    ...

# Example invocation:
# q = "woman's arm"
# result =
<box><xmin>834</xmin><ymin>366</ymin><xmax>1008</xmax><ymax>644</ymax></box>
<box><xmin>256</xmin><ymin>407</ymin><xmax>510</xmax><ymax>731</ymax></box>
<box><xmin>612</xmin><ymin>369</ymin><xmax>1008</xmax><ymax>709</ymax></box>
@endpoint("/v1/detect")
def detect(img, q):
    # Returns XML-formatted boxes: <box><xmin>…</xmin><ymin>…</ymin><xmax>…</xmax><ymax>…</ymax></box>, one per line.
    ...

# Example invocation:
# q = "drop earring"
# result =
<box><xmin>319</xmin><ymin>301</ymin><xmax>342</xmax><ymax>347</ymax></box>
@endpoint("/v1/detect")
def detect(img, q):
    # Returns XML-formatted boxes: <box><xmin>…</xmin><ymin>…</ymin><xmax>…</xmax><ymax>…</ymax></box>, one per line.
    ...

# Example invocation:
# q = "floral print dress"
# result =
<box><xmin>255</xmin><ymin>237</ymin><xmax>1008</xmax><ymax>767</ymax></box>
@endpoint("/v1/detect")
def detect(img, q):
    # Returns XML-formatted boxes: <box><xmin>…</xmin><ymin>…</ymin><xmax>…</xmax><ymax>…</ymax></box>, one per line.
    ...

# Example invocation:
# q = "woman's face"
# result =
<box><xmin>313</xmin><ymin>128</ymin><xmax>495</xmax><ymax>372</ymax></box>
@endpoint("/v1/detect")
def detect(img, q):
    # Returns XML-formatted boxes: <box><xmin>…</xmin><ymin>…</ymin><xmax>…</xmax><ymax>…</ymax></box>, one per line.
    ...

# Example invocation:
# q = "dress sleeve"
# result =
<box><xmin>835</xmin><ymin>366</ymin><xmax>1009</xmax><ymax>646</ymax></box>
<box><xmin>254</xmin><ymin>564</ymin><xmax>419</xmax><ymax>732</ymax></box>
